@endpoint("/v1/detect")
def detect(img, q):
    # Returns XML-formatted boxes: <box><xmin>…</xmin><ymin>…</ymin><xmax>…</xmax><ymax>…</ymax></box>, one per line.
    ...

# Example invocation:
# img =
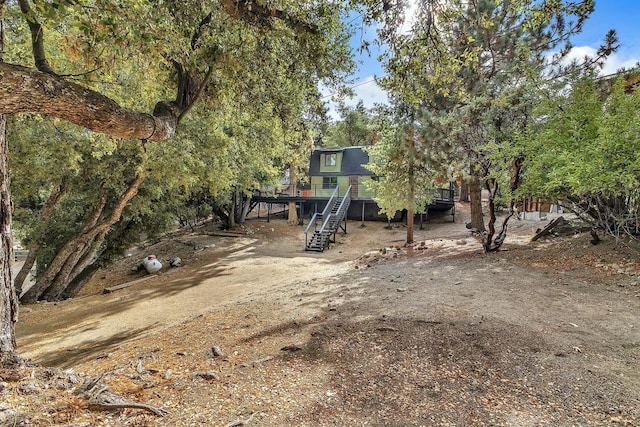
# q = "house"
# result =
<box><xmin>304</xmin><ymin>146</ymin><xmax>377</xmax><ymax>199</ymax></box>
<box><xmin>251</xmin><ymin>145</ymin><xmax>455</xmax><ymax>223</ymax></box>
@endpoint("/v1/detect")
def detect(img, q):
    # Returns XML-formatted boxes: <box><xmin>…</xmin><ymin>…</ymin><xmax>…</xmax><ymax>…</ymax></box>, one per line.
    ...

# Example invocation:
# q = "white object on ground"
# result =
<box><xmin>143</xmin><ymin>255</ymin><xmax>162</xmax><ymax>274</ymax></box>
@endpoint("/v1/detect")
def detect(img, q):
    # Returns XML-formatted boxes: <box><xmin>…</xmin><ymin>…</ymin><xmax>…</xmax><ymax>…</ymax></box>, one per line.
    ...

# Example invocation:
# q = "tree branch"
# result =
<box><xmin>0</xmin><ymin>62</ymin><xmax>178</xmax><ymax>141</ymax></box>
<box><xmin>219</xmin><ymin>0</ymin><xmax>318</xmax><ymax>34</ymax></box>
<box><xmin>17</xmin><ymin>0</ymin><xmax>56</xmax><ymax>75</ymax></box>
<box><xmin>178</xmin><ymin>66</ymin><xmax>215</xmax><ymax>124</ymax></box>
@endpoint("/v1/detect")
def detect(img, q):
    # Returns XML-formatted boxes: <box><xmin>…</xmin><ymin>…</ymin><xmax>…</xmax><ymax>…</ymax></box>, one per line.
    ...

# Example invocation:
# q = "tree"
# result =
<box><xmin>0</xmin><ymin>0</ymin><xmax>355</xmax><ymax>364</ymax></box>
<box><xmin>517</xmin><ymin>73</ymin><xmax>640</xmax><ymax>241</ymax></box>
<box><xmin>358</xmin><ymin>0</ymin><xmax>610</xmax><ymax>252</ymax></box>
<box><xmin>365</xmin><ymin>105</ymin><xmax>436</xmax><ymax>244</ymax></box>
<box><xmin>322</xmin><ymin>101</ymin><xmax>375</xmax><ymax>148</ymax></box>
<box><xmin>0</xmin><ymin>0</ymin><xmax>18</xmax><ymax>367</ymax></box>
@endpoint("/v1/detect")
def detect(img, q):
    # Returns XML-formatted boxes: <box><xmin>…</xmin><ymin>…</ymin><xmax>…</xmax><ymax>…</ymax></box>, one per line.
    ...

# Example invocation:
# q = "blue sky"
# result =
<box><xmin>327</xmin><ymin>0</ymin><xmax>640</xmax><ymax>117</ymax></box>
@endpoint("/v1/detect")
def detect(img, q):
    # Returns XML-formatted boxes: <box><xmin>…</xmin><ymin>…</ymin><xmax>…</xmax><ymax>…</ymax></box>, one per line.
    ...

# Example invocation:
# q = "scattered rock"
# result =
<box><xmin>240</xmin><ymin>356</ymin><xmax>274</xmax><ymax>368</ymax></box>
<box><xmin>0</xmin><ymin>405</ymin><xmax>18</xmax><ymax>425</ymax></box>
<box><xmin>196</xmin><ymin>371</ymin><xmax>218</xmax><ymax>381</ymax></box>
<box><xmin>169</xmin><ymin>257</ymin><xmax>182</xmax><ymax>267</ymax></box>
<box><xmin>18</xmin><ymin>382</ymin><xmax>39</xmax><ymax>394</ymax></box>
<box><xmin>281</xmin><ymin>344</ymin><xmax>303</xmax><ymax>352</ymax></box>
<box><xmin>211</xmin><ymin>346</ymin><xmax>224</xmax><ymax>357</ymax></box>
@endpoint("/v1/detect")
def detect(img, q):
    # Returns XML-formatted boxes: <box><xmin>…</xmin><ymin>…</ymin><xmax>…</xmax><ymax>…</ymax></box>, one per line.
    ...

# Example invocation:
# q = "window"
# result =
<box><xmin>325</xmin><ymin>153</ymin><xmax>337</xmax><ymax>166</ymax></box>
<box><xmin>322</xmin><ymin>176</ymin><xmax>338</xmax><ymax>189</ymax></box>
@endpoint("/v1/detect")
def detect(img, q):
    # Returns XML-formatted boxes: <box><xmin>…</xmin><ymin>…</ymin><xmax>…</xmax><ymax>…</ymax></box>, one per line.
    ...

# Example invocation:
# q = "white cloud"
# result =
<box><xmin>556</xmin><ymin>45</ymin><xmax>640</xmax><ymax>76</ymax></box>
<box><xmin>323</xmin><ymin>77</ymin><xmax>389</xmax><ymax>120</ymax></box>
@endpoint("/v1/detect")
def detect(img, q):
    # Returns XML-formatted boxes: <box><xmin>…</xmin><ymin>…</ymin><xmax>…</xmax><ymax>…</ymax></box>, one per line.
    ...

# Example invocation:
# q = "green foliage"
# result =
<box><xmin>322</xmin><ymin>101</ymin><xmax>376</xmax><ymax>148</ymax></box>
<box><xmin>4</xmin><ymin>0</ymin><xmax>361</xmax><ymax>290</ymax></box>
<box><xmin>364</xmin><ymin>107</ymin><xmax>436</xmax><ymax>220</ymax></box>
<box><xmin>519</xmin><ymin>75</ymin><xmax>640</xmax><ymax>199</ymax></box>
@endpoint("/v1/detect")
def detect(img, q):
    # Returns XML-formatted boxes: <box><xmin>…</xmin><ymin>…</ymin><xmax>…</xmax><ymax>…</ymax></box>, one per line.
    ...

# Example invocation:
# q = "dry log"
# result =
<box><xmin>78</xmin><ymin>373</ymin><xmax>168</xmax><ymax>417</ymax></box>
<box><xmin>531</xmin><ymin>216</ymin><xmax>564</xmax><ymax>242</ymax></box>
<box><xmin>206</xmin><ymin>231</ymin><xmax>246</xmax><ymax>238</ymax></box>
<box><xmin>88</xmin><ymin>397</ymin><xmax>169</xmax><ymax>417</ymax></box>
<box><xmin>103</xmin><ymin>275</ymin><xmax>156</xmax><ymax>294</ymax></box>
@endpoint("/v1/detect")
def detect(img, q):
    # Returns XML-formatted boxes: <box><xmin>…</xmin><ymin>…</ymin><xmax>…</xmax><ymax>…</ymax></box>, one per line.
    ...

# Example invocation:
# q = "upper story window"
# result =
<box><xmin>325</xmin><ymin>153</ymin><xmax>337</xmax><ymax>166</ymax></box>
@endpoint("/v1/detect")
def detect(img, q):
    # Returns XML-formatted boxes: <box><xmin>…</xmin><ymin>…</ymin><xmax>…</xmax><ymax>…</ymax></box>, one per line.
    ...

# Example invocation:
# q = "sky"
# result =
<box><xmin>326</xmin><ymin>0</ymin><xmax>640</xmax><ymax>118</ymax></box>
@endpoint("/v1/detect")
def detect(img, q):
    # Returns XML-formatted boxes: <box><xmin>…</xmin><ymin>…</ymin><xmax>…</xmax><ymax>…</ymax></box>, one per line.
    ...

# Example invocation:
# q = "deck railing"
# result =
<box><xmin>254</xmin><ymin>183</ymin><xmax>454</xmax><ymax>201</ymax></box>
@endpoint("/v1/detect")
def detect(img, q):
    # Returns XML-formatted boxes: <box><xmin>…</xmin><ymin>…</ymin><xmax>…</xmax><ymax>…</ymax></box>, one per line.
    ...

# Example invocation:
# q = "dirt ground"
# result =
<box><xmin>3</xmin><ymin>204</ymin><xmax>640</xmax><ymax>426</ymax></box>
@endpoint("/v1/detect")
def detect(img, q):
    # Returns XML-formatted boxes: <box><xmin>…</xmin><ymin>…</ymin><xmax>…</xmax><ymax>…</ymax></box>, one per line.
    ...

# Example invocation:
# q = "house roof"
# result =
<box><xmin>309</xmin><ymin>146</ymin><xmax>373</xmax><ymax>176</ymax></box>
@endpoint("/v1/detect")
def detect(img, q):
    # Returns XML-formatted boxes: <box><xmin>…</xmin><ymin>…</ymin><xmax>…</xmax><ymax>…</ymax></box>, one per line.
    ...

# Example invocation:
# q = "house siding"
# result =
<box><xmin>318</xmin><ymin>152</ymin><xmax>342</xmax><ymax>173</ymax></box>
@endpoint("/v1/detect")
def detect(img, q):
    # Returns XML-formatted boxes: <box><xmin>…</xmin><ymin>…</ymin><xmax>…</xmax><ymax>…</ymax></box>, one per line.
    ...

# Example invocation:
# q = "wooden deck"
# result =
<box><xmin>249</xmin><ymin>187</ymin><xmax>456</xmax><ymax>222</ymax></box>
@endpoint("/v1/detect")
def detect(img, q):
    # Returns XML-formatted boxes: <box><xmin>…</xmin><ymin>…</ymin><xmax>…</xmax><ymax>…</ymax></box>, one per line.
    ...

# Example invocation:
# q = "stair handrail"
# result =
<box><xmin>304</xmin><ymin>212</ymin><xmax>320</xmax><ymax>236</ymax></box>
<box><xmin>304</xmin><ymin>185</ymin><xmax>340</xmax><ymax>249</ymax></box>
<box><xmin>335</xmin><ymin>186</ymin><xmax>352</xmax><ymax>218</ymax></box>
<box><xmin>321</xmin><ymin>185</ymin><xmax>340</xmax><ymax>217</ymax></box>
<box><xmin>318</xmin><ymin>185</ymin><xmax>352</xmax><ymax>237</ymax></box>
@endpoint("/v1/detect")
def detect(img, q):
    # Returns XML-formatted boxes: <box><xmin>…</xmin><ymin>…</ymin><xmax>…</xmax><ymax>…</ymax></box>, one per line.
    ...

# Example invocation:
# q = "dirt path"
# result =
<box><xmin>16</xmin><ymin>222</ymin><xmax>360</xmax><ymax>366</ymax></box>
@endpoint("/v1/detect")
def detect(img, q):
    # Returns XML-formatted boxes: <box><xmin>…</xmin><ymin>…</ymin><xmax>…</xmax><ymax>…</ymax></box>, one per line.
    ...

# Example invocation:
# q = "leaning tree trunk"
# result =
<box><xmin>13</xmin><ymin>246</ymin><xmax>35</xmax><ymax>297</ymax></box>
<box><xmin>41</xmin><ymin>174</ymin><xmax>144</xmax><ymax>301</ymax></box>
<box><xmin>21</xmin><ymin>174</ymin><xmax>144</xmax><ymax>303</ymax></box>
<box><xmin>469</xmin><ymin>169</ymin><xmax>485</xmax><ymax>232</ymax></box>
<box><xmin>14</xmin><ymin>182</ymin><xmax>66</xmax><ymax>295</ymax></box>
<box><xmin>60</xmin><ymin>238</ymin><xmax>106</xmax><ymax>299</ymax></box>
<box><xmin>20</xmin><ymin>193</ymin><xmax>107</xmax><ymax>303</ymax></box>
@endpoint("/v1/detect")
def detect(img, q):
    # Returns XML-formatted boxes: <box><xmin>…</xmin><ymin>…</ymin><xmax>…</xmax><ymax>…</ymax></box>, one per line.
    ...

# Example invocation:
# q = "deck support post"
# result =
<box><xmin>298</xmin><ymin>202</ymin><xmax>304</xmax><ymax>226</ymax></box>
<box><xmin>267</xmin><ymin>203</ymin><xmax>271</xmax><ymax>223</ymax></box>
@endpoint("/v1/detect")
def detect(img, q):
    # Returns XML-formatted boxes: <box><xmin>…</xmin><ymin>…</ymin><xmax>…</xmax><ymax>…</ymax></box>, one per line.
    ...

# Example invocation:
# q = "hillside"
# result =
<box><xmin>3</xmin><ymin>206</ymin><xmax>640</xmax><ymax>426</ymax></box>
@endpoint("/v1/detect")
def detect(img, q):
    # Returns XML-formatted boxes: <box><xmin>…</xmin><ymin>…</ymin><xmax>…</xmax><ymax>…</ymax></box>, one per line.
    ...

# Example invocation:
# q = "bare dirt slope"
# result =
<box><xmin>4</xmin><ymin>205</ymin><xmax>640</xmax><ymax>426</ymax></box>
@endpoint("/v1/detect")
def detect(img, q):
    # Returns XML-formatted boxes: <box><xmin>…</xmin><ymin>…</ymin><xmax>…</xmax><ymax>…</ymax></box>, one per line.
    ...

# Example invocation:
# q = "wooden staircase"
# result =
<box><xmin>304</xmin><ymin>186</ymin><xmax>351</xmax><ymax>252</ymax></box>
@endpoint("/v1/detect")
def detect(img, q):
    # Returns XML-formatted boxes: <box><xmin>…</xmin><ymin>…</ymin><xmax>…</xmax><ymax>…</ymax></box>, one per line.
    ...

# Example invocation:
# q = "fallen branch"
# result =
<box><xmin>103</xmin><ymin>275</ymin><xmax>156</xmax><ymax>294</ymax></box>
<box><xmin>88</xmin><ymin>396</ymin><xmax>169</xmax><ymax>417</ymax></box>
<box><xmin>531</xmin><ymin>216</ymin><xmax>565</xmax><ymax>242</ymax></box>
<box><xmin>78</xmin><ymin>374</ymin><xmax>169</xmax><ymax>417</ymax></box>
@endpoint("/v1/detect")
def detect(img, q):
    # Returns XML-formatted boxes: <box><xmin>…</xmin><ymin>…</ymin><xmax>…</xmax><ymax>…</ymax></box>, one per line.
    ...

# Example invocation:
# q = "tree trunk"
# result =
<box><xmin>60</xmin><ymin>238</ymin><xmax>105</xmax><ymax>299</ymax></box>
<box><xmin>237</xmin><ymin>193</ymin><xmax>251</xmax><ymax>224</ymax></box>
<box><xmin>42</xmin><ymin>175</ymin><xmax>144</xmax><ymax>301</ymax></box>
<box><xmin>20</xmin><ymin>193</ymin><xmax>107</xmax><ymax>303</ymax></box>
<box><xmin>0</xmin><ymin>112</ymin><xmax>18</xmax><ymax>365</ymax></box>
<box><xmin>458</xmin><ymin>179</ymin><xmax>469</xmax><ymax>202</ymax></box>
<box><xmin>0</xmin><ymin>0</ymin><xmax>19</xmax><ymax>367</ymax></box>
<box><xmin>469</xmin><ymin>169</ymin><xmax>485</xmax><ymax>232</ymax></box>
<box><xmin>287</xmin><ymin>166</ymin><xmax>298</xmax><ymax>225</ymax></box>
<box><xmin>483</xmin><ymin>178</ymin><xmax>498</xmax><ymax>252</ymax></box>
<box><xmin>14</xmin><ymin>182</ymin><xmax>66</xmax><ymax>295</ymax></box>
<box><xmin>483</xmin><ymin>157</ymin><xmax>523</xmax><ymax>253</ymax></box>
<box><xmin>14</xmin><ymin>245</ymin><xmax>36</xmax><ymax>297</ymax></box>
<box><xmin>21</xmin><ymin>174</ymin><xmax>144</xmax><ymax>303</ymax></box>
<box><xmin>406</xmin><ymin>125</ymin><xmax>416</xmax><ymax>245</ymax></box>
<box><xmin>0</xmin><ymin>63</ymin><xmax>179</xmax><ymax>142</ymax></box>
<box><xmin>0</xmin><ymin>113</ymin><xmax>18</xmax><ymax>365</ymax></box>
<box><xmin>62</xmin><ymin>263</ymin><xmax>101</xmax><ymax>299</ymax></box>
<box><xmin>228</xmin><ymin>190</ymin><xmax>236</xmax><ymax>229</ymax></box>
